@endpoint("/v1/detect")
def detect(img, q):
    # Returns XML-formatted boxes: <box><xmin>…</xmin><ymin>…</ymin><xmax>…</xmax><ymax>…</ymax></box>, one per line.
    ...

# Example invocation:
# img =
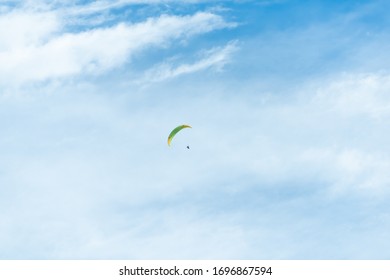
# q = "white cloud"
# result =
<box><xmin>0</xmin><ymin>10</ymin><xmax>59</xmax><ymax>51</ymax></box>
<box><xmin>2</xmin><ymin>69</ymin><xmax>390</xmax><ymax>258</ymax></box>
<box><xmin>0</xmin><ymin>12</ymin><xmax>232</xmax><ymax>85</ymax></box>
<box><xmin>314</xmin><ymin>72</ymin><xmax>390</xmax><ymax>119</ymax></box>
<box><xmin>253</xmin><ymin>72</ymin><xmax>390</xmax><ymax>196</ymax></box>
<box><xmin>300</xmin><ymin>147</ymin><xmax>390</xmax><ymax>197</ymax></box>
<box><xmin>141</xmin><ymin>41</ymin><xmax>238</xmax><ymax>83</ymax></box>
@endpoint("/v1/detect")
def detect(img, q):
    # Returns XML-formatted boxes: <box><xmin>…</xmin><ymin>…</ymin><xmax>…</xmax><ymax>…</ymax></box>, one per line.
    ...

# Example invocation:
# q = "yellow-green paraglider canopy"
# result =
<box><xmin>167</xmin><ymin>124</ymin><xmax>192</xmax><ymax>146</ymax></box>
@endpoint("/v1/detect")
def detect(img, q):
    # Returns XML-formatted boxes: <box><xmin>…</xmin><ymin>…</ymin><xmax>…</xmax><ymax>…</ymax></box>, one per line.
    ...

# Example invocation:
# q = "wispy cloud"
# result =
<box><xmin>3</xmin><ymin>0</ymin><xmax>245</xmax><ymax>17</ymax></box>
<box><xmin>141</xmin><ymin>41</ymin><xmax>238</xmax><ymax>83</ymax></box>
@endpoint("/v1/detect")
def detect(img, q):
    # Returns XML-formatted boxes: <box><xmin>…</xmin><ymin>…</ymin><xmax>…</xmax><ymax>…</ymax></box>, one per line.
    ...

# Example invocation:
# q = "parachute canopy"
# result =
<box><xmin>167</xmin><ymin>124</ymin><xmax>192</xmax><ymax>146</ymax></box>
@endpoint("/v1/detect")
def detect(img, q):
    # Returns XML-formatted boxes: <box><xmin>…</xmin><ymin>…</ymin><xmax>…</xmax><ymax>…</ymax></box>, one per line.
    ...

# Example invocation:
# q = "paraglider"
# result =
<box><xmin>167</xmin><ymin>124</ymin><xmax>192</xmax><ymax>146</ymax></box>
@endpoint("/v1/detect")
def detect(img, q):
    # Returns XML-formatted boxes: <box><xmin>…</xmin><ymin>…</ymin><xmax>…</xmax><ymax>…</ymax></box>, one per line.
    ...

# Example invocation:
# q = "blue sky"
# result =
<box><xmin>1</xmin><ymin>0</ymin><xmax>390</xmax><ymax>259</ymax></box>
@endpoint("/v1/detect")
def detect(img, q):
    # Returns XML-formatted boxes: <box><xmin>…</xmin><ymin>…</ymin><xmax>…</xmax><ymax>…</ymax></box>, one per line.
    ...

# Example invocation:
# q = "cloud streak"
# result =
<box><xmin>141</xmin><ymin>41</ymin><xmax>238</xmax><ymax>83</ymax></box>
